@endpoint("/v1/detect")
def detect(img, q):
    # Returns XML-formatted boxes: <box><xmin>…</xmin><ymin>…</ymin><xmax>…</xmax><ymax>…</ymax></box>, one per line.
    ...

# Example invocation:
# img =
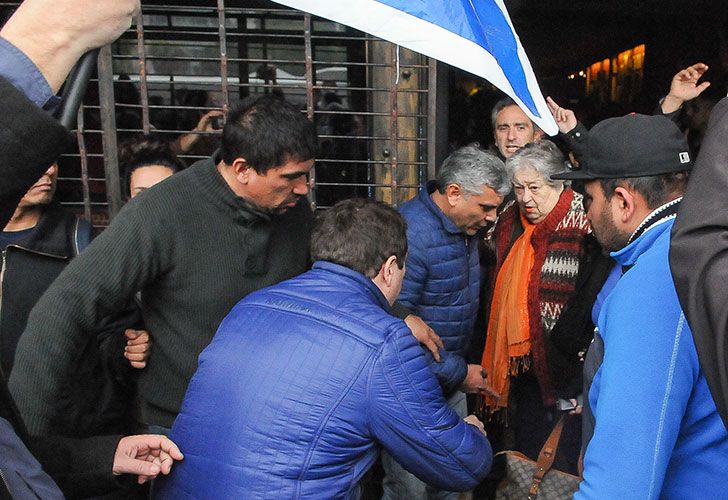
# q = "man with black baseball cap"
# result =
<box><xmin>551</xmin><ymin>113</ymin><xmax>728</xmax><ymax>499</ymax></box>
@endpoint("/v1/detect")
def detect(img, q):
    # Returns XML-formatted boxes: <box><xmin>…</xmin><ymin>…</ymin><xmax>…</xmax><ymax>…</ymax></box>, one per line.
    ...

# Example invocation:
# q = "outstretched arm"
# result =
<box><xmin>369</xmin><ymin>327</ymin><xmax>491</xmax><ymax>491</ymax></box>
<box><xmin>660</xmin><ymin>63</ymin><xmax>710</xmax><ymax>114</ymax></box>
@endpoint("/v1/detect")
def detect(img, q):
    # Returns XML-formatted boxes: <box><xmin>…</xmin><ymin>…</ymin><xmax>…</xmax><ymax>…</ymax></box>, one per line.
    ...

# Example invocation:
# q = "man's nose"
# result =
<box><xmin>293</xmin><ymin>176</ymin><xmax>309</xmax><ymax>195</ymax></box>
<box><xmin>45</xmin><ymin>164</ymin><xmax>57</xmax><ymax>176</ymax></box>
<box><xmin>507</xmin><ymin>127</ymin><xmax>517</xmax><ymax>140</ymax></box>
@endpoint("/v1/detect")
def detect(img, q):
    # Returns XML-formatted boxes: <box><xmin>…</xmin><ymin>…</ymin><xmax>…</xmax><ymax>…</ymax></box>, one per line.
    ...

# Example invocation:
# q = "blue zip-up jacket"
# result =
<box><xmin>576</xmin><ymin>217</ymin><xmax>728</xmax><ymax>499</ymax></box>
<box><xmin>156</xmin><ymin>261</ymin><xmax>492</xmax><ymax>499</ymax></box>
<box><xmin>398</xmin><ymin>186</ymin><xmax>479</xmax><ymax>392</ymax></box>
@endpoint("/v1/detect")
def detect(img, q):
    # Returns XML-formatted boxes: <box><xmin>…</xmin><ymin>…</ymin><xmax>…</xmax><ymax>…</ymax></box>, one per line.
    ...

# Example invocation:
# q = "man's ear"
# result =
<box><xmin>445</xmin><ymin>184</ymin><xmax>463</xmax><ymax>207</ymax></box>
<box><xmin>231</xmin><ymin>157</ymin><xmax>251</xmax><ymax>184</ymax></box>
<box><xmin>533</xmin><ymin>127</ymin><xmax>545</xmax><ymax>142</ymax></box>
<box><xmin>380</xmin><ymin>255</ymin><xmax>399</xmax><ymax>287</ymax></box>
<box><xmin>612</xmin><ymin>186</ymin><xmax>637</xmax><ymax>223</ymax></box>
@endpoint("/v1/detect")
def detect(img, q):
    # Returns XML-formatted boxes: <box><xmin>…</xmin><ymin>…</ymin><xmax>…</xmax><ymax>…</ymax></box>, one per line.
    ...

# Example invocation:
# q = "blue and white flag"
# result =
<box><xmin>271</xmin><ymin>0</ymin><xmax>558</xmax><ymax>135</ymax></box>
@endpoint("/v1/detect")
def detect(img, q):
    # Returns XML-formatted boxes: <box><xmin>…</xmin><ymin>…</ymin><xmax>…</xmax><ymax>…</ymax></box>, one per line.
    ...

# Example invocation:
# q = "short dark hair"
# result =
<box><xmin>490</xmin><ymin>96</ymin><xmax>541</xmax><ymax>134</ymax></box>
<box><xmin>491</xmin><ymin>97</ymin><xmax>518</xmax><ymax>130</ymax></box>
<box><xmin>119</xmin><ymin>135</ymin><xmax>186</xmax><ymax>199</ymax></box>
<box><xmin>220</xmin><ymin>95</ymin><xmax>317</xmax><ymax>174</ymax></box>
<box><xmin>310</xmin><ymin>198</ymin><xmax>407</xmax><ymax>278</ymax></box>
<box><xmin>599</xmin><ymin>171</ymin><xmax>690</xmax><ymax>209</ymax></box>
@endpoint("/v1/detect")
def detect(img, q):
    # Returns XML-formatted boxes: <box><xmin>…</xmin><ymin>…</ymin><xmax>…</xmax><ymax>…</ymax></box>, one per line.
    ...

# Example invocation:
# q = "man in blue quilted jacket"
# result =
<box><xmin>155</xmin><ymin>198</ymin><xmax>493</xmax><ymax>499</ymax></box>
<box><xmin>383</xmin><ymin>144</ymin><xmax>509</xmax><ymax>499</ymax></box>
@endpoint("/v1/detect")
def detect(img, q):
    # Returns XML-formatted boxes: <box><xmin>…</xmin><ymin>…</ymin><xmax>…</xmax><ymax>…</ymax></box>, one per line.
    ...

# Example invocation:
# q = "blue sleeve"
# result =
<box><xmin>421</xmin><ymin>348</ymin><xmax>468</xmax><ymax>394</ymax></box>
<box><xmin>369</xmin><ymin>325</ymin><xmax>492</xmax><ymax>491</ymax></box>
<box><xmin>399</xmin><ymin>234</ymin><xmax>468</xmax><ymax>390</ymax></box>
<box><xmin>0</xmin><ymin>37</ymin><xmax>58</xmax><ymax>109</ymax></box>
<box><xmin>575</xmin><ymin>282</ymin><xmax>697</xmax><ymax>500</ymax></box>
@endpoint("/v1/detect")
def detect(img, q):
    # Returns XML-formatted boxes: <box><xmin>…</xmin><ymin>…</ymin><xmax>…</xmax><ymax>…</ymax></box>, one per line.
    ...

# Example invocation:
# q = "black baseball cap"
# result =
<box><xmin>551</xmin><ymin>113</ymin><xmax>693</xmax><ymax>180</ymax></box>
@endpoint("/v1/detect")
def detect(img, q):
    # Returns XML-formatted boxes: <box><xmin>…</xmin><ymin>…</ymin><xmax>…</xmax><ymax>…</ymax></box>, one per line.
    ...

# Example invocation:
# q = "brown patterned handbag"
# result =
<box><xmin>494</xmin><ymin>415</ymin><xmax>581</xmax><ymax>499</ymax></box>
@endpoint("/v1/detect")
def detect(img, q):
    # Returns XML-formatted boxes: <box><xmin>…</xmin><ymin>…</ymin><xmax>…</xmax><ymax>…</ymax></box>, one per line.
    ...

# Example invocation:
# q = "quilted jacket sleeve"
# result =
<box><xmin>368</xmin><ymin>325</ymin><xmax>492</xmax><ymax>491</ymax></box>
<box><xmin>399</xmin><ymin>236</ymin><xmax>468</xmax><ymax>392</ymax></box>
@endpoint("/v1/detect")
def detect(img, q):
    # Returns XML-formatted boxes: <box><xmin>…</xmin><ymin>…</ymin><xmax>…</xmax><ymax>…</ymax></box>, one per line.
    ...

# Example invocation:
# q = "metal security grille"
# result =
<box><xmin>1</xmin><ymin>1</ymin><xmax>437</xmax><ymax>228</ymax></box>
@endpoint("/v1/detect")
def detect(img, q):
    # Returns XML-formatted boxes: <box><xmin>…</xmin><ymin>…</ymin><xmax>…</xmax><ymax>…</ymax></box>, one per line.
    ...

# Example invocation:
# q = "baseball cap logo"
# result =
<box><xmin>679</xmin><ymin>152</ymin><xmax>690</xmax><ymax>164</ymax></box>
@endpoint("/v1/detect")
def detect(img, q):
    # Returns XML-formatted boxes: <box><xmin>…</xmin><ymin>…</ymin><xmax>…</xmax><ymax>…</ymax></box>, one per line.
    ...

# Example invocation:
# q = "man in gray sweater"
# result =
<box><xmin>10</xmin><ymin>95</ymin><xmax>316</xmax><ymax>435</ymax></box>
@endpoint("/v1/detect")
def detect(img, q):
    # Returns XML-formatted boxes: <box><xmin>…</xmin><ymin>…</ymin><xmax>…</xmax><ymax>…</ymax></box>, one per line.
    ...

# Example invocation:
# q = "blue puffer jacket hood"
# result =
<box><xmin>156</xmin><ymin>261</ymin><xmax>492</xmax><ymax>499</ymax></box>
<box><xmin>398</xmin><ymin>185</ymin><xmax>480</xmax><ymax>391</ymax></box>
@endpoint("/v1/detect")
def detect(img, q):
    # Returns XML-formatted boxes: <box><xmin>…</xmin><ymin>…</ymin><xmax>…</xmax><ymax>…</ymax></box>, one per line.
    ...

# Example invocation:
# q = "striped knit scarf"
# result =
<box><xmin>482</xmin><ymin>188</ymin><xmax>590</xmax><ymax>408</ymax></box>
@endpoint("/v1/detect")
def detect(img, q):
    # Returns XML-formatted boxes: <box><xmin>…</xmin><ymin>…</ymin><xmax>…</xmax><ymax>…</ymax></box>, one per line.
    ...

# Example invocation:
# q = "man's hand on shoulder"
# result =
<box><xmin>404</xmin><ymin>314</ymin><xmax>444</xmax><ymax>362</ymax></box>
<box><xmin>113</xmin><ymin>434</ymin><xmax>183</xmax><ymax>484</ymax></box>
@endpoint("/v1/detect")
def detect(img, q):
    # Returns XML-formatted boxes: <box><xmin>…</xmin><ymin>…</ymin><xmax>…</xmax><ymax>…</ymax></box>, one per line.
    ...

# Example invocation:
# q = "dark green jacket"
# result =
<box><xmin>10</xmin><ymin>156</ymin><xmax>313</xmax><ymax>432</ymax></box>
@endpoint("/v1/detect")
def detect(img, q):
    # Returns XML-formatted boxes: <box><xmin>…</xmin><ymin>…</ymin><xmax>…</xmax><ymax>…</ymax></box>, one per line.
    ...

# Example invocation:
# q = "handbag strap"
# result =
<box><xmin>528</xmin><ymin>414</ymin><xmax>568</xmax><ymax>499</ymax></box>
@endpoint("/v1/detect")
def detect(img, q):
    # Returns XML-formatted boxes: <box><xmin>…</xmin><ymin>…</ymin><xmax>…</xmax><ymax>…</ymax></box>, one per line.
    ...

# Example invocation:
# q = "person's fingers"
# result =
<box><xmin>434</xmin><ymin>334</ymin><xmax>444</xmax><ymax>349</ymax></box>
<box><xmin>125</xmin><ymin>353</ymin><xmax>146</xmax><ymax>363</ymax></box>
<box><xmin>427</xmin><ymin>329</ymin><xmax>444</xmax><ymax>349</ymax></box>
<box><xmin>124</xmin><ymin>329</ymin><xmax>141</xmax><ymax>340</ymax></box>
<box><xmin>464</xmin><ymin>415</ymin><xmax>486</xmax><ymax>435</ymax></box>
<box><xmin>693</xmin><ymin>63</ymin><xmax>708</xmax><ymax>74</ymax></box>
<box><xmin>117</xmin><ymin>457</ymin><xmax>161</xmax><ymax>478</ymax></box>
<box><xmin>546</xmin><ymin>96</ymin><xmax>560</xmax><ymax>115</ymax></box>
<box><xmin>124</xmin><ymin>350</ymin><xmax>147</xmax><ymax>361</ymax></box>
<box><xmin>124</xmin><ymin>351</ymin><xmax>147</xmax><ymax>368</ymax></box>
<box><xmin>423</xmin><ymin>337</ymin><xmax>441</xmax><ymax>362</ymax></box>
<box><xmin>154</xmin><ymin>436</ymin><xmax>184</xmax><ymax>461</ymax></box>
<box><xmin>696</xmin><ymin>81</ymin><xmax>711</xmax><ymax>94</ymax></box>
<box><xmin>125</xmin><ymin>343</ymin><xmax>149</xmax><ymax>353</ymax></box>
<box><xmin>126</xmin><ymin>331</ymin><xmax>150</xmax><ymax>344</ymax></box>
<box><xmin>157</xmin><ymin>451</ymin><xmax>177</xmax><ymax>475</ymax></box>
<box><xmin>480</xmin><ymin>382</ymin><xmax>500</xmax><ymax>399</ymax></box>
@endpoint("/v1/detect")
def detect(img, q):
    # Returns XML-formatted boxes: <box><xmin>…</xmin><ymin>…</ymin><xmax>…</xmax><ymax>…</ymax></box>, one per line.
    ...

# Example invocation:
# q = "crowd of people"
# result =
<box><xmin>2</xmin><ymin>1</ymin><xmax>728</xmax><ymax>499</ymax></box>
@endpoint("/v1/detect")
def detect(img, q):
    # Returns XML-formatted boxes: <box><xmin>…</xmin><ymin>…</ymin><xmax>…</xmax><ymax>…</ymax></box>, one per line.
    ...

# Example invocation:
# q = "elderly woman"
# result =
<box><xmin>480</xmin><ymin>140</ymin><xmax>591</xmax><ymax>472</ymax></box>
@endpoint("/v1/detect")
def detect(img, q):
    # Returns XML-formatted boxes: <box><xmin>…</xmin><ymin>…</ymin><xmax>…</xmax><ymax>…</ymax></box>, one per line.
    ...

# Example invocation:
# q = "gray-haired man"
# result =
<box><xmin>383</xmin><ymin>144</ymin><xmax>510</xmax><ymax>499</ymax></box>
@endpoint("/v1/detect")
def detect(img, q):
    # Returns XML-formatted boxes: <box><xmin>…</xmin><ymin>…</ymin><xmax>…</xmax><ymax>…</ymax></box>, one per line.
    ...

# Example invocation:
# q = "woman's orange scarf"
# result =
<box><xmin>481</xmin><ymin>212</ymin><xmax>536</xmax><ymax>412</ymax></box>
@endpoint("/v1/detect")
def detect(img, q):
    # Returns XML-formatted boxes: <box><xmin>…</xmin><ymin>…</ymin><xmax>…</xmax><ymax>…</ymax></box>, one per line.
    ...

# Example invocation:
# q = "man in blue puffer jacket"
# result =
<box><xmin>383</xmin><ymin>145</ymin><xmax>509</xmax><ymax>499</ymax></box>
<box><xmin>156</xmin><ymin>198</ymin><xmax>493</xmax><ymax>499</ymax></box>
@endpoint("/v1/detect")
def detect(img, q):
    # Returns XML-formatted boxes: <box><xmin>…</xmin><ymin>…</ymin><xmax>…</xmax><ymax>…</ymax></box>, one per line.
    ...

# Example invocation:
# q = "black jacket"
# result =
<box><xmin>670</xmin><ymin>97</ymin><xmax>728</xmax><ymax>429</ymax></box>
<box><xmin>2</xmin><ymin>203</ymin><xmax>140</xmax><ymax>438</ymax></box>
<box><xmin>1</xmin><ymin>203</ymin><xmax>91</xmax><ymax>373</ymax></box>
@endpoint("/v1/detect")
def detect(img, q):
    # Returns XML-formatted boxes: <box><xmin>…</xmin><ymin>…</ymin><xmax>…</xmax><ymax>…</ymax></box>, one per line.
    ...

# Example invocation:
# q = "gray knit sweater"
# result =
<box><xmin>10</xmin><ymin>157</ymin><xmax>312</xmax><ymax>432</ymax></box>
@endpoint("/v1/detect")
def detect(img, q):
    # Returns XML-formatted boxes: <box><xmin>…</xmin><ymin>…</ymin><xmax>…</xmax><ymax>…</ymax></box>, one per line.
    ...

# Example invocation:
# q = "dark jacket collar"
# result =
<box><xmin>611</xmin><ymin>200</ymin><xmax>680</xmax><ymax>270</ymax></box>
<box><xmin>191</xmin><ymin>154</ymin><xmax>273</xmax><ymax>226</ymax></box>
<box><xmin>311</xmin><ymin>261</ymin><xmax>391</xmax><ymax>312</ymax></box>
<box><xmin>6</xmin><ymin>203</ymin><xmax>78</xmax><ymax>258</ymax></box>
<box><xmin>627</xmin><ymin>197</ymin><xmax>682</xmax><ymax>245</ymax></box>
